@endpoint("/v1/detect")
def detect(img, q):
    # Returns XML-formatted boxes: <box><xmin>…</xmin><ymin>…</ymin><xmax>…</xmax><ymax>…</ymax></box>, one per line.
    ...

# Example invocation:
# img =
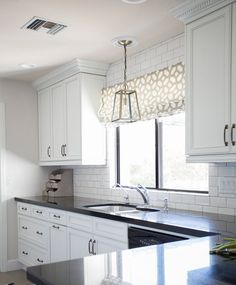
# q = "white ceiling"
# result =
<box><xmin>0</xmin><ymin>0</ymin><xmax>185</xmax><ymax>82</ymax></box>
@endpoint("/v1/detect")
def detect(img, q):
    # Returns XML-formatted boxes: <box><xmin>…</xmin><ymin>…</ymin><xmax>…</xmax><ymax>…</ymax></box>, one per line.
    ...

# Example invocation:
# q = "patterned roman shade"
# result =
<box><xmin>98</xmin><ymin>62</ymin><xmax>185</xmax><ymax>123</ymax></box>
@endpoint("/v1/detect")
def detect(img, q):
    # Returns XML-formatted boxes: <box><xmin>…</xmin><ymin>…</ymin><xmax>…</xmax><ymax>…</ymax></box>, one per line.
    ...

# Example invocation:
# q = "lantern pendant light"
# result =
<box><xmin>111</xmin><ymin>39</ymin><xmax>141</xmax><ymax>123</ymax></box>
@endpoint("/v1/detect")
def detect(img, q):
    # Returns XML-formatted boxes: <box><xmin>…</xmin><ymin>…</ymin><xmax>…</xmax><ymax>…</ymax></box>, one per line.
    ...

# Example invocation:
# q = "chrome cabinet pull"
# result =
<box><xmin>36</xmin><ymin>210</ymin><xmax>42</xmax><ymax>214</ymax></box>
<box><xmin>36</xmin><ymin>231</ymin><xmax>43</xmax><ymax>235</ymax></box>
<box><xmin>231</xmin><ymin>124</ymin><xmax>236</xmax><ymax>146</ymax></box>
<box><xmin>88</xmin><ymin>239</ymin><xmax>92</xmax><ymax>254</ymax></box>
<box><xmin>63</xmin><ymin>144</ymin><xmax>67</xmax><ymax>156</ymax></box>
<box><xmin>61</xmin><ymin>145</ymin><xmax>64</xmax><ymax>156</ymax></box>
<box><xmin>37</xmin><ymin>258</ymin><xmax>44</xmax><ymax>263</ymax></box>
<box><xmin>53</xmin><ymin>214</ymin><xmax>61</xmax><ymax>219</ymax></box>
<box><xmin>22</xmin><ymin>226</ymin><xmax>28</xmax><ymax>230</ymax></box>
<box><xmin>52</xmin><ymin>225</ymin><xmax>60</xmax><ymax>230</ymax></box>
<box><xmin>224</xmin><ymin>125</ymin><xmax>229</xmax><ymax>146</ymax></box>
<box><xmin>47</xmin><ymin>146</ymin><xmax>51</xmax><ymax>158</ymax></box>
<box><xmin>22</xmin><ymin>251</ymin><xmax>28</xmax><ymax>255</ymax></box>
<box><xmin>92</xmin><ymin>240</ymin><xmax>96</xmax><ymax>255</ymax></box>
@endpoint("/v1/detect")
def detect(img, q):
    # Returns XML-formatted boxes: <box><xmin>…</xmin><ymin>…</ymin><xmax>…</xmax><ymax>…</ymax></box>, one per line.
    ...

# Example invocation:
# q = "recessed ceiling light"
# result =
<box><xmin>112</xmin><ymin>36</ymin><xmax>138</xmax><ymax>48</ymax></box>
<box><xmin>121</xmin><ymin>0</ymin><xmax>147</xmax><ymax>4</ymax></box>
<box><xmin>19</xmin><ymin>63</ymin><xmax>37</xmax><ymax>69</ymax></box>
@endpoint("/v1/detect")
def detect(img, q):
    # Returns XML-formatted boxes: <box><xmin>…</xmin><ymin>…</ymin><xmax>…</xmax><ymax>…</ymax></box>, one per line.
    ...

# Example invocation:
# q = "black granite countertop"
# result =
<box><xmin>15</xmin><ymin>196</ymin><xmax>236</xmax><ymax>285</ymax></box>
<box><xmin>15</xmin><ymin>196</ymin><xmax>236</xmax><ymax>237</ymax></box>
<box><xmin>27</xmin><ymin>236</ymin><xmax>236</xmax><ymax>285</ymax></box>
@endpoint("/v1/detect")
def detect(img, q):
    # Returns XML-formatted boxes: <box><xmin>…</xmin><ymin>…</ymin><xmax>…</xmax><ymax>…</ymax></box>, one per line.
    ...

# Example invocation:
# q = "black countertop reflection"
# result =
<box><xmin>27</xmin><ymin>236</ymin><xmax>236</xmax><ymax>285</ymax></box>
<box><xmin>15</xmin><ymin>196</ymin><xmax>236</xmax><ymax>237</ymax></box>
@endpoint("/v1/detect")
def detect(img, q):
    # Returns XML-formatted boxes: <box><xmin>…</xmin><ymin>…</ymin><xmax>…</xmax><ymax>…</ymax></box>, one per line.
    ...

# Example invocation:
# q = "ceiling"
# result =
<box><xmin>0</xmin><ymin>0</ymin><xmax>185</xmax><ymax>82</ymax></box>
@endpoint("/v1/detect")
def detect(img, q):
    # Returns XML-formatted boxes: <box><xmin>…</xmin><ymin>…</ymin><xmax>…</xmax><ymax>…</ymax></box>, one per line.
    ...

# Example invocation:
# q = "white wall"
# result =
<box><xmin>73</xmin><ymin>34</ymin><xmax>236</xmax><ymax>224</ymax></box>
<box><xmin>0</xmin><ymin>79</ymin><xmax>52</xmax><ymax>262</ymax></box>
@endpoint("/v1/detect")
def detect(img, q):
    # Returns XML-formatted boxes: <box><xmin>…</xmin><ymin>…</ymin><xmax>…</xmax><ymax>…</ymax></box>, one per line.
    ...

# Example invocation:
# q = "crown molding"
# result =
<box><xmin>170</xmin><ymin>0</ymin><xmax>235</xmax><ymax>24</ymax></box>
<box><xmin>33</xmin><ymin>59</ymin><xmax>109</xmax><ymax>90</ymax></box>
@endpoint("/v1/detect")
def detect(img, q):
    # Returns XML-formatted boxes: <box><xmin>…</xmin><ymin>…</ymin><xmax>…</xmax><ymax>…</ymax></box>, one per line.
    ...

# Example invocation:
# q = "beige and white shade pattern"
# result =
<box><xmin>98</xmin><ymin>62</ymin><xmax>185</xmax><ymax>123</ymax></box>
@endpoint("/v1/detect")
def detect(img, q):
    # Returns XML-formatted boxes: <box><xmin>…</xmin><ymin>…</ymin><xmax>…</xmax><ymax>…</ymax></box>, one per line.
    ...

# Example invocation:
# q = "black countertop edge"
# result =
<box><xmin>14</xmin><ymin>196</ymin><xmax>218</xmax><ymax>238</ymax></box>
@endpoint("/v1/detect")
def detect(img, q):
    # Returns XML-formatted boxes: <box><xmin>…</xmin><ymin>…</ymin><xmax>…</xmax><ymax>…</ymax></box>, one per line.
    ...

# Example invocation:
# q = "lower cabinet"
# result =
<box><xmin>50</xmin><ymin>224</ymin><xmax>68</xmax><ymax>263</ymax></box>
<box><xmin>17</xmin><ymin>202</ymin><xmax>128</xmax><ymax>267</ymax></box>
<box><xmin>68</xmin><ymin>228</ymin><xmax>92</xmax><ymax>260</ymax></box>
<box><xmin>94</xmin><ymin>235</ymin><xmax>127</xmax><ymax>255</ymax></box>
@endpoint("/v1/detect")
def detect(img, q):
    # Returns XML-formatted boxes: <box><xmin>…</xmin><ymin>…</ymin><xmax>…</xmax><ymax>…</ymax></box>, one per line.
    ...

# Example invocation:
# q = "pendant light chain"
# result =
<box><xmin>124</xmin><ymin>43</ymin><xmax>127</xmax><ymax>92</ymax></box>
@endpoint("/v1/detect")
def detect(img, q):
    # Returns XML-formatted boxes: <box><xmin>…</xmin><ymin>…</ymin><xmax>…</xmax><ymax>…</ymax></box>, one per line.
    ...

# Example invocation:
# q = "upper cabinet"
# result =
<box><xmin>172</xmin><ymin>0</ymin><xmax>236</xmax><ymax>162</ymax></box>
<box><xmin>36</xmin><ymin>59</ymin><xmax>108</xmax><ymax>166</ymax></box>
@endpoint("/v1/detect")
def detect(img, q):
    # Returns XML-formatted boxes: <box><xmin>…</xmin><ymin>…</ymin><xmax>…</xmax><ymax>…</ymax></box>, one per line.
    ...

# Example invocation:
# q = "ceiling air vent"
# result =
<box><xmin>21</xmin><ymin>16</ymin><xmax>67</xmax><ymax>35</ymax></box>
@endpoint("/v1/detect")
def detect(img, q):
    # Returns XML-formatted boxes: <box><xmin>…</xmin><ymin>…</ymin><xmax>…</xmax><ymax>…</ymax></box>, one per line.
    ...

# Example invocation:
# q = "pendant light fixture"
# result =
<box><xmin>111</xmin><ymin>37</ymin><xmax>141</xmax><ymax>123</ymax></box>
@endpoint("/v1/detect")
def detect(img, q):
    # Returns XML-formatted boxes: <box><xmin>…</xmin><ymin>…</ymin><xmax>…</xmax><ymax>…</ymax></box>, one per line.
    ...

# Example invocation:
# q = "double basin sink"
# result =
<box><xmin>84</xmin><ymin>203</ymin><xmax>160</xmax><ymax>215</ymax></box>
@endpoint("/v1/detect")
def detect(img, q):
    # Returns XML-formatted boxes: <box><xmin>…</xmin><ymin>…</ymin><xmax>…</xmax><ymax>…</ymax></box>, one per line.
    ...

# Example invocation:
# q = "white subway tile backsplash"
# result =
<box><xmin>218</xmin><ymin>208</ymin><xmax>235</xmax><ymax>216</ymax></box>
<box><xmin>210</xmin><ymin>197</ymin><xmax>227</xmax><ymax>208</ymax></box>
<box><xmin>195</xmin><ymin>195</ymin><xmax>210</xmax><ymax>206</ymax></box>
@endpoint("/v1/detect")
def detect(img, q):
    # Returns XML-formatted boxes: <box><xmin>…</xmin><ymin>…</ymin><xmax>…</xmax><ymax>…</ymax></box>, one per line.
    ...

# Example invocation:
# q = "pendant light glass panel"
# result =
<box><xmin>111</xmin><ymin>89</ymin><xmax>141</xmax><ymax>122</ymax></box>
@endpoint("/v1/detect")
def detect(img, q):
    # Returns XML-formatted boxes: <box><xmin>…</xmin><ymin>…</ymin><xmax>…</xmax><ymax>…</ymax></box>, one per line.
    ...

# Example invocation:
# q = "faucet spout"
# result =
<box><xmin>112</xmin><ymin>183</ymin><xmax>129</xmax><ymax>203</ymax></box>
<box><xmin>135</xmin><ymin>184</ymin><xmax>149</xmax><ymax>205</ymax></box>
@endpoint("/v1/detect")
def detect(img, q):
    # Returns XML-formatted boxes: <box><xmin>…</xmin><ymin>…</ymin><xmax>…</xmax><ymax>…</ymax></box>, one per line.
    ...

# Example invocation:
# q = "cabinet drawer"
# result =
<box><xmin>31</xmin><ymin>205</ymin><xmax>49</xmax><ymax>220</ymax></box>
<box><xmin>48</xmin><ymin>209</ymin><xmax>67</xmax><ymax>225</ymax></box>
<box><xmin>18</xmin><ymin>240</ymin><xmax>33</xmax><ymax>266</ymax></box>
<box><xmin>68</xmin><ymin>213</ymin><xmax>93</xmax><ymax>232</ymax></box>
<box><xmin>18</xmin><ymin>239</ymin><xmax>49</xmax><ymax>266</ymax></box>
<box><xmin>93</xmin><ymin>217</ymin><xmax>128</xmax><ymax>242</ymax></box>
<box><xmin>18</xmin><ymin>203</ymin><xmax>31</xmax><ymax>216</ymax></box>
<box><xmin>18</xmin><ymin>216</ymin><xmax>49</xmax><ymax>248</ymax></box>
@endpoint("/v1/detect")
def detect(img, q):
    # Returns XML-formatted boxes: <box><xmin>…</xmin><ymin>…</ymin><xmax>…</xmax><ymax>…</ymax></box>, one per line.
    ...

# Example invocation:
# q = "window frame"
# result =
<box><xmin>116</xmin><ymin>119</ymin><xmax>208</xmax><ymax>194</ymax></box>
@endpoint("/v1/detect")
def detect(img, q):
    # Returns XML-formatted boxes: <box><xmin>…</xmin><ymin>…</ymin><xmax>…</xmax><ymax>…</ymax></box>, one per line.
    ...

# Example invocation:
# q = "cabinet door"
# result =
<box><xmin>52</xmin><ymin>83</ymin><xmax>66</xmax><ymax>160</ymax></box>
<box><xmin>80</xmin><ymin>73</ymin><xmax>106</xmax><ymax>164</ymax></box>
<box><xmin>38</xmin><ymin>88</ymin><xmax>52</xmax><ymax>161</ymax></box>
<box><xmin>95</xmin><ymin>235</ymin><xmax>127</xmax><ymax>255</ymax></box>
<box><xmin>67</xmin><ymin>228</ymin><xmax>91</xmax><ymax>260</ymax></box>
<box><xmin>231</xmin><ymin>3</ymin><xmax>236</xmax><ymax>153</ymax></box>
<box><xmin>50</xmin><ymin>224</ymin><xmax>68</xmax><ymax>263</ymax></box>
<box><xmin>186</xmin><ymin>6</ymin><xmax>231</xmax><ymax>155</ymax></box>
<box><xmin>64</xmin><ymin>76</ymin><xmax>82</xmax><ymax>160</ymax></box>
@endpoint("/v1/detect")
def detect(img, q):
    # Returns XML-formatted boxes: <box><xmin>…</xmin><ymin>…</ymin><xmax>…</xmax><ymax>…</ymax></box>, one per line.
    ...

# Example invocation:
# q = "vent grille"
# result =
<box><xmin>21</xmin><ymin>16</ymin><xmax>67</xmax><ymax>35</ymax></box>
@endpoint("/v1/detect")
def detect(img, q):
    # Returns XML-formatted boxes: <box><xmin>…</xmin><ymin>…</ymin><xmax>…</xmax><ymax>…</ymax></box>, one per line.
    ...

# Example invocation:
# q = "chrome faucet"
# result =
<box><xmin>135</xmin><ymin>184</ymin><xmax>149</xmax><ymax>205</ymax></box>
<box><xmin>113</xmin><ymin>183</ymin><xmax>129</xmax><ymax>203</ymax></box>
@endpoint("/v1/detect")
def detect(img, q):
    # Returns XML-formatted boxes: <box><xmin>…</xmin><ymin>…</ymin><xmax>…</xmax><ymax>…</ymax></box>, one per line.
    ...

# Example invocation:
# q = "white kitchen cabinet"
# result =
<box><xmin>94</xmin><ymin>235</ymin><xmax>127</xmax><ymax>255</ymax></box>
<box><xmin>232</xmin><ymin>3</ymin><xmax>236</xmax><ymax>152</ymax></box>
<box><xmin>17</xmin><ymin>202</ymin><xmax>128</xmax><ymax>268</ymax></box>
<box><xmin>37</xmin><ymin>73</ymin><xmax>106</xmax><ymax>165</ymax></box>
<box><xmin>67</xmin><ymin>228</ymin><xmax>92</xmax><ymax>260</ymax></box>
<box><xmin>185</xmin><ymin>2</ymin><xmax>236</xmax><ymax>162</ymax></box>
<box><xmin>50</xmin><ymin>224</ymin><xmax>68</xmax><ymax>263</ymax></box>
<box><xmin>186</xmin><ymin>5</ymin><xmax>231</xmax><ymax>157</ymax></box>
<box><xmin>51</xmin><ymin>83</ymin><xmax>66</xmax><ymax>160</ymax></box>
<box><xmin>38</xmin><ymin>88</ymin><xmax>52</xmax><ymax>161</ymax></box>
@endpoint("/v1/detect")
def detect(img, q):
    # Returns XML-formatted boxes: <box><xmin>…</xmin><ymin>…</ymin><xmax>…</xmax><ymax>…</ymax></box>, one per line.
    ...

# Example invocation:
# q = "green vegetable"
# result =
<box><xmin>210</xmin><ymin>237</ymin><xmax>236</xmax><ymax>255</ymax></box>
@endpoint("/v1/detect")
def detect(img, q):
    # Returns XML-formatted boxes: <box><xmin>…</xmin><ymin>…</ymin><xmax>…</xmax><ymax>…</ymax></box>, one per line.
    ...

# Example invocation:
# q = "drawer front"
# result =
<box><xmin>31</xmin><ymin>205</ymin><xmax>49</xmax><ymax>220</ymax></box>
<box><xmin>32</xmin><ymin>247</ymin><xmax>50</xmax><ymax>266</ymax></box>
<box><xmin>48</xmin><ymin>209</ymin><xmax>67</xmax><ymax>226</ymax></box>
<box><xmin>18</xmin><ymin>216</ymin><xmax>49</xmax><ymax>248</ymax></box>
<box><xmin>18</xmin><ymin>239</ymin><xmax>49</xmax><ymax>266</ymax></box>
<box><xmin>93</xmin><ymin>217</ymin><xmax>128</xmax><ymax>242</ymax></box>
<box><xmin>18</xmin><ymin>203</ymin><xmax>31</xmax><ymax>216</ymax></box>
<box><xmin>18</xmin><ymin>240</ymin><xmax>33</xmax><ymax>266</ymax></box>
<box><xmin>68</xmin><ymin>213</ymin><xmax>93</xmax><ymax>232</ymax></box>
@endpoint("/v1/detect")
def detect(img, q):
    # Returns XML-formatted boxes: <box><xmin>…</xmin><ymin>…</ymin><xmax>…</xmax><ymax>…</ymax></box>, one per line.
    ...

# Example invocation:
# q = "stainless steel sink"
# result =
<box><xmin>84</xmin><ymin>203</ymin><xmax>160</xmax><ymax>214</ymax></box>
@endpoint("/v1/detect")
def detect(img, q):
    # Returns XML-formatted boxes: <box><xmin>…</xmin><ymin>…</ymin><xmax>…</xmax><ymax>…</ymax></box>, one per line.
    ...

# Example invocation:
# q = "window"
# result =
<box><xmin>117</xmin><ymin>113</ymin><xmax>208</xmax><ymax>193</ymax></box>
